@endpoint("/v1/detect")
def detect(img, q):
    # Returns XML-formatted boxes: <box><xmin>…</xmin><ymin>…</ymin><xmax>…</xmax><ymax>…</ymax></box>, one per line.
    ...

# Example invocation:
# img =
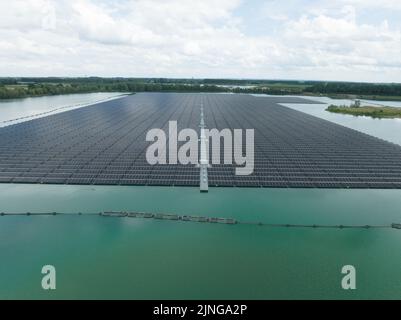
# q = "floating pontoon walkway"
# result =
<box><xmin>199</xmin><ymin>103</ymin><xmax>209</xmax><ymax>192</ymax></box>
<box><xmin>1</xmin><ymin>93</ymin><xmax>401</xmax><ymax>189</ymax></box>
<box><xmin>1</xmin><ymin>211</ymin><xmax>401</xmax><ymax>230</ymax></box>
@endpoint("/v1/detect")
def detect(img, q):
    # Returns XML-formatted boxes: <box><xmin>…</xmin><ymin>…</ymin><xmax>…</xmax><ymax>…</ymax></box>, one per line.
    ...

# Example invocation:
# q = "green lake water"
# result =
<box><xmin>0</xmin><ymin>93</ymin><xmax>401</xmax><ymax>299</ymax></box>
<box><xmin>0</xmin><ymin>185</ymin><xmax>401</xmax><ymax>300</ymax></box>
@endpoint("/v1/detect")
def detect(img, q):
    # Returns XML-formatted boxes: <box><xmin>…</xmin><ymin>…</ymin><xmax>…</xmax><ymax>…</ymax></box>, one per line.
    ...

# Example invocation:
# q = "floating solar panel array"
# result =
<box><xmin>0</xmin><ymin>93</ymin><xmax>401</xmax><ymax>189</ymax></box>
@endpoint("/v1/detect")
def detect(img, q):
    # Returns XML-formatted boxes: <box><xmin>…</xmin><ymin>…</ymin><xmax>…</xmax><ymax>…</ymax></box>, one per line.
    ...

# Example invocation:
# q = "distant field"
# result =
<box><xmin>358</xmin><ymin>95</ymin><xmax>401</xmax><ymax>101</ymax></box>
<box><xmin>258</xmin><ymin>83</ymin><xmax>311</xmax><ymax>89</ymax></box>
<box><xmin>4</xmin><ymin>84</ymin><xmax>29</xmax><ymax>90</ymax></box>
<box><xmin>323</xmin><ymin>93</ymin><xmax>401</xmax><ymax>102</ymax></box>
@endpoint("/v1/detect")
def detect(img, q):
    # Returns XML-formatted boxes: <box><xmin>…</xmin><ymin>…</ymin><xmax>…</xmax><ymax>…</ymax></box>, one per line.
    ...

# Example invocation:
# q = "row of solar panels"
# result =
<box><xmin>1</xmin><ymin>93</ymin><xmax>401</xmax><ymax>188</ymax></box>
<box><xmin>0</xmin><ymin>176</ymin><xmax>400</xmax><ymax>189</ymax></box>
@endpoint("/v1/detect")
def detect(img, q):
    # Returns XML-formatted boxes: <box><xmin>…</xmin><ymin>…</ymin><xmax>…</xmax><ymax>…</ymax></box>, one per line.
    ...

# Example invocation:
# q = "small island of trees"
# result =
<box><xmin>326</xmin><ymin>103</ymin><xmax>401</xmax><ymax>119</ymax></box>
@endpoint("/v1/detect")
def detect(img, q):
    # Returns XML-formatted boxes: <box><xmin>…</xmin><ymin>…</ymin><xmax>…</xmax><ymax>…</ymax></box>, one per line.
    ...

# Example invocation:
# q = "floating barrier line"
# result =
<box><xmin>1</xmin><ymin>211</ymin><xmax>400</xmax><ymax>230</ymax></box>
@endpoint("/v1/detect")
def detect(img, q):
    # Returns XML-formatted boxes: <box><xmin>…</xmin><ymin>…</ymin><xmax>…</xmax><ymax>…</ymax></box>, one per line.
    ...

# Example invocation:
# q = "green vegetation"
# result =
<box><xmin>326</xmin><ymin>105</ymin><xmax>401</xmax><ymax>119</ymax></box>
<box><xmin>305</xmin><ymin>82</ymin><xmax>401</xmax><ymax>96</ymax></box>
<box><xmin>1</xmin><ymin>77</ymin><xmax>401</xmax><ymax>100</ymax></box>
<box><xmin>0</xmin><ymin>78</ymin><xmax>227</xmax><ymax>99</ymax></box>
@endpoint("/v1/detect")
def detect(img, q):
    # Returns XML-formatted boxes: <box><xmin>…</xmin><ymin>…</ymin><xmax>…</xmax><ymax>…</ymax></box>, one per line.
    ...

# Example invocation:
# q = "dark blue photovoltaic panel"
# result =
<box><xmin>0</xmin><ymin>93</ymin><xmax>401</xmax><ymax>189</ymax></box>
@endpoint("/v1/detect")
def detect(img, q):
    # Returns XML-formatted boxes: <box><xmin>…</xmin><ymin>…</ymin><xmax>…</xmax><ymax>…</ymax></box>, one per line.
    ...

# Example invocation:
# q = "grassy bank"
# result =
<box><xmin>326</xmin><ymin>105</ymin><xmax>401</xmax><ymax>119</ymax></box>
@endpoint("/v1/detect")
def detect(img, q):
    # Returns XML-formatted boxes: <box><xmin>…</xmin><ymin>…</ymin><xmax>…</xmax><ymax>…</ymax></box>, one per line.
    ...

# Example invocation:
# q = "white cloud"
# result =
<box><xmin>282</xmin><ymin>7</ymin><xmax>401</xmax><ymax>75</ymax></box>
<box><xmin>0</xmin><ymin>0</ymin><xmax>56</xmax><ymax>30</ymax></box>
<box><xmin>338</xmin><ymin>0</ymin><xmax>401</xmax><ymax>10</ymax></box>
<box><xmin>0</xmin><ymin>0</ymin><xmax>400</xmax><ymax>81</ymax></box>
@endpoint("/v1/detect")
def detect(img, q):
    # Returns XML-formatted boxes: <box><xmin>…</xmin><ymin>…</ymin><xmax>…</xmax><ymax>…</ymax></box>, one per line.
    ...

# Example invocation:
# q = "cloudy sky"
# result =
<box><xmin>1</xmin><ymin>0</ymin><xmax>401</xmax><ymax>82</ymax></box>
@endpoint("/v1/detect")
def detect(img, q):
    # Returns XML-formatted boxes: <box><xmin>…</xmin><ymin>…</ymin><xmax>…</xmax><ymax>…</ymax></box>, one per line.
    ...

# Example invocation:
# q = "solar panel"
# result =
<box><xmin>0</xmin><ymin>93</ymin><xmax>401</xmax><ymax>189</ymax></box>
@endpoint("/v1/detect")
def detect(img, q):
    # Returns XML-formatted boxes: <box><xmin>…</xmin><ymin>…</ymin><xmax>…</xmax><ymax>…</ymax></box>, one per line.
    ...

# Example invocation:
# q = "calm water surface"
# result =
<box><xmin>0</xmin><ymin>92</ymin><xmax>126</xmax><ymax>127</ymax></box>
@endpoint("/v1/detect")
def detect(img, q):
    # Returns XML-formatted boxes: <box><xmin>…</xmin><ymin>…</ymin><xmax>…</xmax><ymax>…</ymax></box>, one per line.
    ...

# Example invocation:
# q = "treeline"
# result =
<box><xmin>232</xmin><ymin>86</ymin><xmax>305</xmax><ymax>95</ymax></box>
<box><xmin>0</xmin><ymin>81</ymin><xmax>228</xmax><ymax>99</ymax></box>
<box><xmin>304</xmin><ymin>82</ymin><xmax>401</xmax><ymax>96</ymax></box>
<box><xmin>0</xmin><ymin>77</ymin><xmax>308</xmax><ymax>86</ymax></box>
<box><xmin>1</xmin><ymin>77</ymin><xmax>401</xmax><ymax>100</ymax></box>
<box><xmin>202</xmin><ymin>78</ymin><xmax>315</xmax><ymax>86</ymax></box>
<box><xmin>0</xmin><ymin>77</ymin><xmax>203</xmax><ymax>85</ymax></box>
